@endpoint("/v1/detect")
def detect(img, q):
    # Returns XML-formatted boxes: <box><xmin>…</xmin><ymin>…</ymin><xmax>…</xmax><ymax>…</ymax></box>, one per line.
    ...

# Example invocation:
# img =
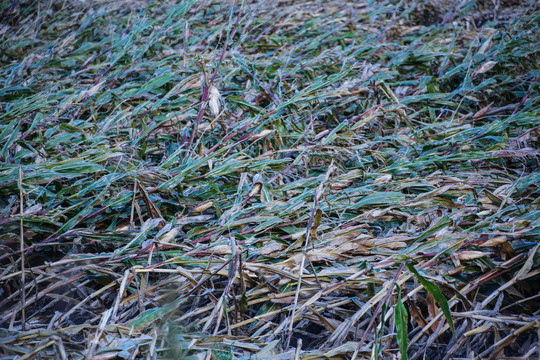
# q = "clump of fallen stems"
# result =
<box><xmin>0</xmin><ymin>0</ymin><xmax>539</xmax><ymax>359</ymax></box>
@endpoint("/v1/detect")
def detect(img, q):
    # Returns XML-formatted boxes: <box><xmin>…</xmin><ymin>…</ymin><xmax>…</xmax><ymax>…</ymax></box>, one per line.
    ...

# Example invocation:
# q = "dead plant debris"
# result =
<box><xmin>0</xmin><ymin>0</ymin><xmax>539</xmax><ymax>359</ymax></box>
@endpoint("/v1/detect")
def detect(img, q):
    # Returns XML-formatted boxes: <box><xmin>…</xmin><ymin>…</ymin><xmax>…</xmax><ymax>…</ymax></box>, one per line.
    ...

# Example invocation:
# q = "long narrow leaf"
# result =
<box><xmin>395</xmin><ymin>285</ymin><xmax>408</xmax><ymax>360</ymax></box>
<box><xmin>407</xmin><ymin>263</ymin><xmax>455</xmax><ymax>335</ymax></box>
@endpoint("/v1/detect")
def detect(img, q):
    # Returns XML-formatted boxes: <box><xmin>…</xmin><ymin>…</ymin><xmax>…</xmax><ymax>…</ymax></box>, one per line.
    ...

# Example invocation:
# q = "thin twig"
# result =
<box><xmin>18</xmin><ymin>165</ymin><xmax>26</xmax><ymax>331</ymax></box>
<box><xmin>188</xmin><ymin>2</ymin><xmax>244</xmax><ymax>148</ymax></box>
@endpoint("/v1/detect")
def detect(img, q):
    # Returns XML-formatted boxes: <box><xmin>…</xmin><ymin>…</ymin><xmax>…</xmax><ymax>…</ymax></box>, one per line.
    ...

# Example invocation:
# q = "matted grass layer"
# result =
<box><xmin>1</xmin><ymin>0</ymin><xmax>539</xmax><ymax>359</ymax></box>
